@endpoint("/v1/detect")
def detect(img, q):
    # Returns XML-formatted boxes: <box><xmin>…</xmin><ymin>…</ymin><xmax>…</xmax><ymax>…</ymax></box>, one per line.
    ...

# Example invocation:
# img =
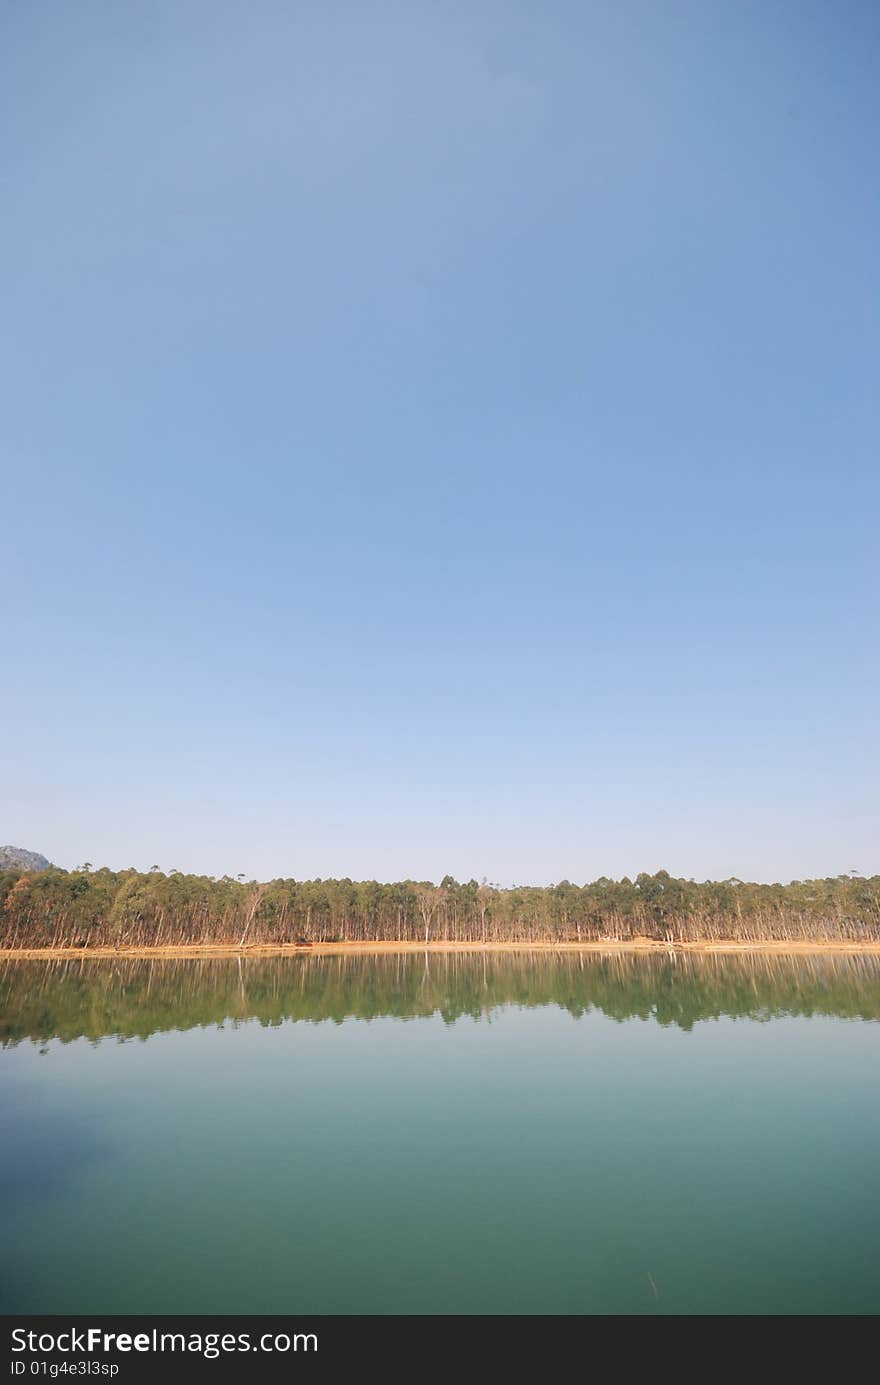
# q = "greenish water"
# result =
<box><xmin>2</xmin><ymin>951</ymin><xmax>879</xmax><ymax>1315</ymax></box>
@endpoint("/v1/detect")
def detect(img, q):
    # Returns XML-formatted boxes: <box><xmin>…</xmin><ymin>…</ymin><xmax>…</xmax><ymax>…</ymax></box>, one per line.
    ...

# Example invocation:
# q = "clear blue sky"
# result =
<box><xmin>2</xmin><ymin>1</ymin><xmax>877</xmax><ymax>885</ymax></box>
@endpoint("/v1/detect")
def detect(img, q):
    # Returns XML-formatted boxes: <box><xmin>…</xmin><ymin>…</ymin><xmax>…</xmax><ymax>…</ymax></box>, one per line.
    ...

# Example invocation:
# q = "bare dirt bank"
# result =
<box><xmin>3</xmin><ymin>939</ymin><xmax>880</xmax><ymax>960</ymax></box>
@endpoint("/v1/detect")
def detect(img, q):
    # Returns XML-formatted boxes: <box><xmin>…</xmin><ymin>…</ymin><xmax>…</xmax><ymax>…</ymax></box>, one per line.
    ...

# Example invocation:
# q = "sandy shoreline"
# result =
<box><xmin>2</xmin><ymin>939</ymin><xmax>880</xmax><ymax>960</ymax></box>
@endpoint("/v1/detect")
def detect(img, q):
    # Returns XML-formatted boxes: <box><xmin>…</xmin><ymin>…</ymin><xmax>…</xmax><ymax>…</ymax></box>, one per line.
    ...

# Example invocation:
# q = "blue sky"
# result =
<box><xmin>2</xmin><ymin>1</ymin><xmax>877</xmax><ymax>884</ymax></box>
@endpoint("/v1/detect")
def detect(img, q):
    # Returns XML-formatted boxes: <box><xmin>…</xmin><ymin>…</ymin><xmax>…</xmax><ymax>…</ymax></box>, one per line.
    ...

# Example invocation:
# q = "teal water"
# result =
<box><xmin>2</xmin><ymin>951</ymin><xmax>879</xmax><ymax>1315</ymax></box>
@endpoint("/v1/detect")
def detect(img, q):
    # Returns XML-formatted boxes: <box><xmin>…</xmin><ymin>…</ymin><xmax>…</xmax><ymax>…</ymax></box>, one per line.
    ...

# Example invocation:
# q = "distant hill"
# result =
<box><xmin>0</xmin><ymin>845</ymin><xmax>51</xmax><ymax>871</ymax></box>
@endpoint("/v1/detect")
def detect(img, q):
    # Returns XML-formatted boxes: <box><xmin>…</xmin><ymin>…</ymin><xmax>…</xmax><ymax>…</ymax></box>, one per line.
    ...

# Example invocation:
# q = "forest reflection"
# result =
<box><xmin>3</xmin><ymin>950</ymin><xmax>879</xmax><ymax>1046</ymax></box>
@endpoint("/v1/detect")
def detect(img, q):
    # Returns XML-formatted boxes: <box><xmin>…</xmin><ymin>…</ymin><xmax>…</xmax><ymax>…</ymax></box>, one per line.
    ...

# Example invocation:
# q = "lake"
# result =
<box><xmin>2</xmin><ymin>950</ymin><xmax>879</xmax><ymax>1315</ymax></box>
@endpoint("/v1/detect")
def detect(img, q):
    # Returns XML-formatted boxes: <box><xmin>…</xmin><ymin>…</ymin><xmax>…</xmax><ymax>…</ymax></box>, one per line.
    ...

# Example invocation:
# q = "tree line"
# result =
<box><xmin>1</xmin><ymin>865</ymin><xmax>878</xmax><ymax>949</ymax></box>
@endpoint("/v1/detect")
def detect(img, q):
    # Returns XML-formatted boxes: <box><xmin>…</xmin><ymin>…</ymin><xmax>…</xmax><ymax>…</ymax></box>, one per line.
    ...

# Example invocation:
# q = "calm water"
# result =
<box><xmin>2</xmin><ymin>950</ymin><xmax>879</xmax><ymax>1315</ymax></box>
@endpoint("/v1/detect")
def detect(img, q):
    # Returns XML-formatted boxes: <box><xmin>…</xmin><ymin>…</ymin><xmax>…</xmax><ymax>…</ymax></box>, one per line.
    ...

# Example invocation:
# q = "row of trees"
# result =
<box><xmin>1</xmin><ymin>866</ymin><xmax>879</xmax><ymax>948</ymax></box>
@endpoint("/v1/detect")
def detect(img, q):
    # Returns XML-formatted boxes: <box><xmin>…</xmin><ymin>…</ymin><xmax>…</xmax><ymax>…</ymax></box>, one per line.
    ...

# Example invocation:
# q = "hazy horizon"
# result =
<box><xmin>3</xmin><ymin>847</ymin><xmax>873</xmax><ymax>892</ymax></box>
<box><xmin>3</xmin><ymin>2</ymin><xmax>878</xmax><ymax>887</ymax></box>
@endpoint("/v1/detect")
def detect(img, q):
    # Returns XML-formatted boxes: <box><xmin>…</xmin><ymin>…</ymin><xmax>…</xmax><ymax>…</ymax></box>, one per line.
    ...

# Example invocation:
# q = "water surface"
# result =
<box><xmin>2</xmin><ymin>950</ymin><xmax>878</xmax><ymax>1314</ymax></box>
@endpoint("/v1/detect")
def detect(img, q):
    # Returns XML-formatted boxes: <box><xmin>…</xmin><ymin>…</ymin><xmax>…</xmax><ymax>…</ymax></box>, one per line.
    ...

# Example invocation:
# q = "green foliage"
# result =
<box><xmin>0</xmin><ymin>866</ymin><xmax>878</xmax><ymax>947</ymax></box>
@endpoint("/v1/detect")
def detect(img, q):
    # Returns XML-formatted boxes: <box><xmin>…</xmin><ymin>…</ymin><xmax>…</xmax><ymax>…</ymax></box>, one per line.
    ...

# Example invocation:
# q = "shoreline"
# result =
<box><xmin>3</xmin><ymin>939</ymin><xmax>880</xmax><ymax>960</ymax></box>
